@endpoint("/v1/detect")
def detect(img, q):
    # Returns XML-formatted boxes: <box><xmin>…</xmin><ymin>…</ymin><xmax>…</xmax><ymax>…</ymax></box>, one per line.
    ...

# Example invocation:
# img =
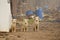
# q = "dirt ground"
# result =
<box><xmin>0</xmin><ymin>22</ymin><xmax>60</xmax><ymax>40</ymax></box>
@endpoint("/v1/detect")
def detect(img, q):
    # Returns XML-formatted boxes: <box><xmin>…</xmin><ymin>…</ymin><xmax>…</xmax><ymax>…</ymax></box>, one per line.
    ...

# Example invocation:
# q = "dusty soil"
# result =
<box><xmin>0</xmin><ymin>22</ymin><xmax>60</xmax><ymax>40</ymax></box>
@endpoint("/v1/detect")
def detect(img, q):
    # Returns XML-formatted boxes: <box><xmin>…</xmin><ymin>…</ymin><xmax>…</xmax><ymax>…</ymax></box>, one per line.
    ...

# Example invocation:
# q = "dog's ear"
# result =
<box><xmin>12</xmin><ymin>19</ymin><xmax>17</xmax><ymax>23</ymax></box>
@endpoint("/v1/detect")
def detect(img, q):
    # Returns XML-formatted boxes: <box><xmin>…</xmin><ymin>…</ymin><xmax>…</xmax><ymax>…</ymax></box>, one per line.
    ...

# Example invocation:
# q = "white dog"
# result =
<box><xmin>10</xmin><ymin>19</ymin><xmax>17</xmax><ymax>32</ymax></box>
<box><xmin>34</xmin><ymin>16</ymin><xmax>40</xmax><ymax>31</ymax></box>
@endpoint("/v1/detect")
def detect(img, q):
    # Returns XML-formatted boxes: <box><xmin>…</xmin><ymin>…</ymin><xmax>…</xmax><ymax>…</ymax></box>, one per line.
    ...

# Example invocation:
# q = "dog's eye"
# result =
<box><xmin>36</xmin><ymin>20</ymin><xmax>38</xmax><ymax>22</ymax></box>
<box><xmin>25</xmin><ymin>23</ymin><xmax>26</xmax><ymax>24</ymax></box>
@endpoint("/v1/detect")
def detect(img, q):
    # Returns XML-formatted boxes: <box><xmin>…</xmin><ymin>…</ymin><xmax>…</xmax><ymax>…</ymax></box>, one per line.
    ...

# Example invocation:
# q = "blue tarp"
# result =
<box><xmin>26</xmin><ymin>10</ymin><xmax>34</xmax><ymax>16</ymax></box>
<box><xmin>35</xmin><ymin>8</ymin><xmax>43</xmax><ymax>20</ymax></box>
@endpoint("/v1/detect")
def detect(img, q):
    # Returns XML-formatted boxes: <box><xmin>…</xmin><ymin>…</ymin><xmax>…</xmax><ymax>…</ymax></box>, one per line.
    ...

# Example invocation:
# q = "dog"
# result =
<box><xmin>34</xmin><ymin>16</ymin><xmax>40</xmax><ymax>31</ymax></box>
<box><xmin>10</xmin><ymin>19</ymin><xmax>16</xmax><ymax>32</ymax></box>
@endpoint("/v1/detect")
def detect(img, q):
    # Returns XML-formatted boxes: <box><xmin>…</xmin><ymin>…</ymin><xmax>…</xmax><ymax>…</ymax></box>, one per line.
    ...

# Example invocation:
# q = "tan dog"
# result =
<box><xmin>10</xmin><ymin>19</ymin><xmax>16</xmax><ymax>32</ymax></box>
<box><xmin>22</xmin><ymin>19</ymin><xmax>28</xmax><ymax>32</ymax></box>
<box><xmin>34</xmin><ymin>17</ymin><xmax>40</xmax><ymax>31</ymax></box>
<box><xmin>18</xmin><ymin>19</ymin><xmax>28</xmax><ymax>32</ymax></box>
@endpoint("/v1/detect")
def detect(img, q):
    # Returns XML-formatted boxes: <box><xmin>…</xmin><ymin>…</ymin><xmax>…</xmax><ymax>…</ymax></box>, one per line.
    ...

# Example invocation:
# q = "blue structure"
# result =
<box><xmin>26</xmin><ymin>8</ymin><xmax>43</xmax><ymax>20</ymax></box>
<box><xmin>35</xmin><ymin>8</ymin><xmax>43</xmax><ymax>20</ymax></box>
<box><xmin>26</xmin><ymin>10</ymin><xmax>34</xmax><ymax>16</ymax></box>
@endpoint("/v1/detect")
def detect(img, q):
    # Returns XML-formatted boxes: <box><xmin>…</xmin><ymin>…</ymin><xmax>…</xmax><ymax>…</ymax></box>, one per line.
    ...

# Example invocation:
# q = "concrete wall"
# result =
<box><xmin>0</xmin><ymin>0</ymin><xmax>12</xmax><ymax>32</ymax></box>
